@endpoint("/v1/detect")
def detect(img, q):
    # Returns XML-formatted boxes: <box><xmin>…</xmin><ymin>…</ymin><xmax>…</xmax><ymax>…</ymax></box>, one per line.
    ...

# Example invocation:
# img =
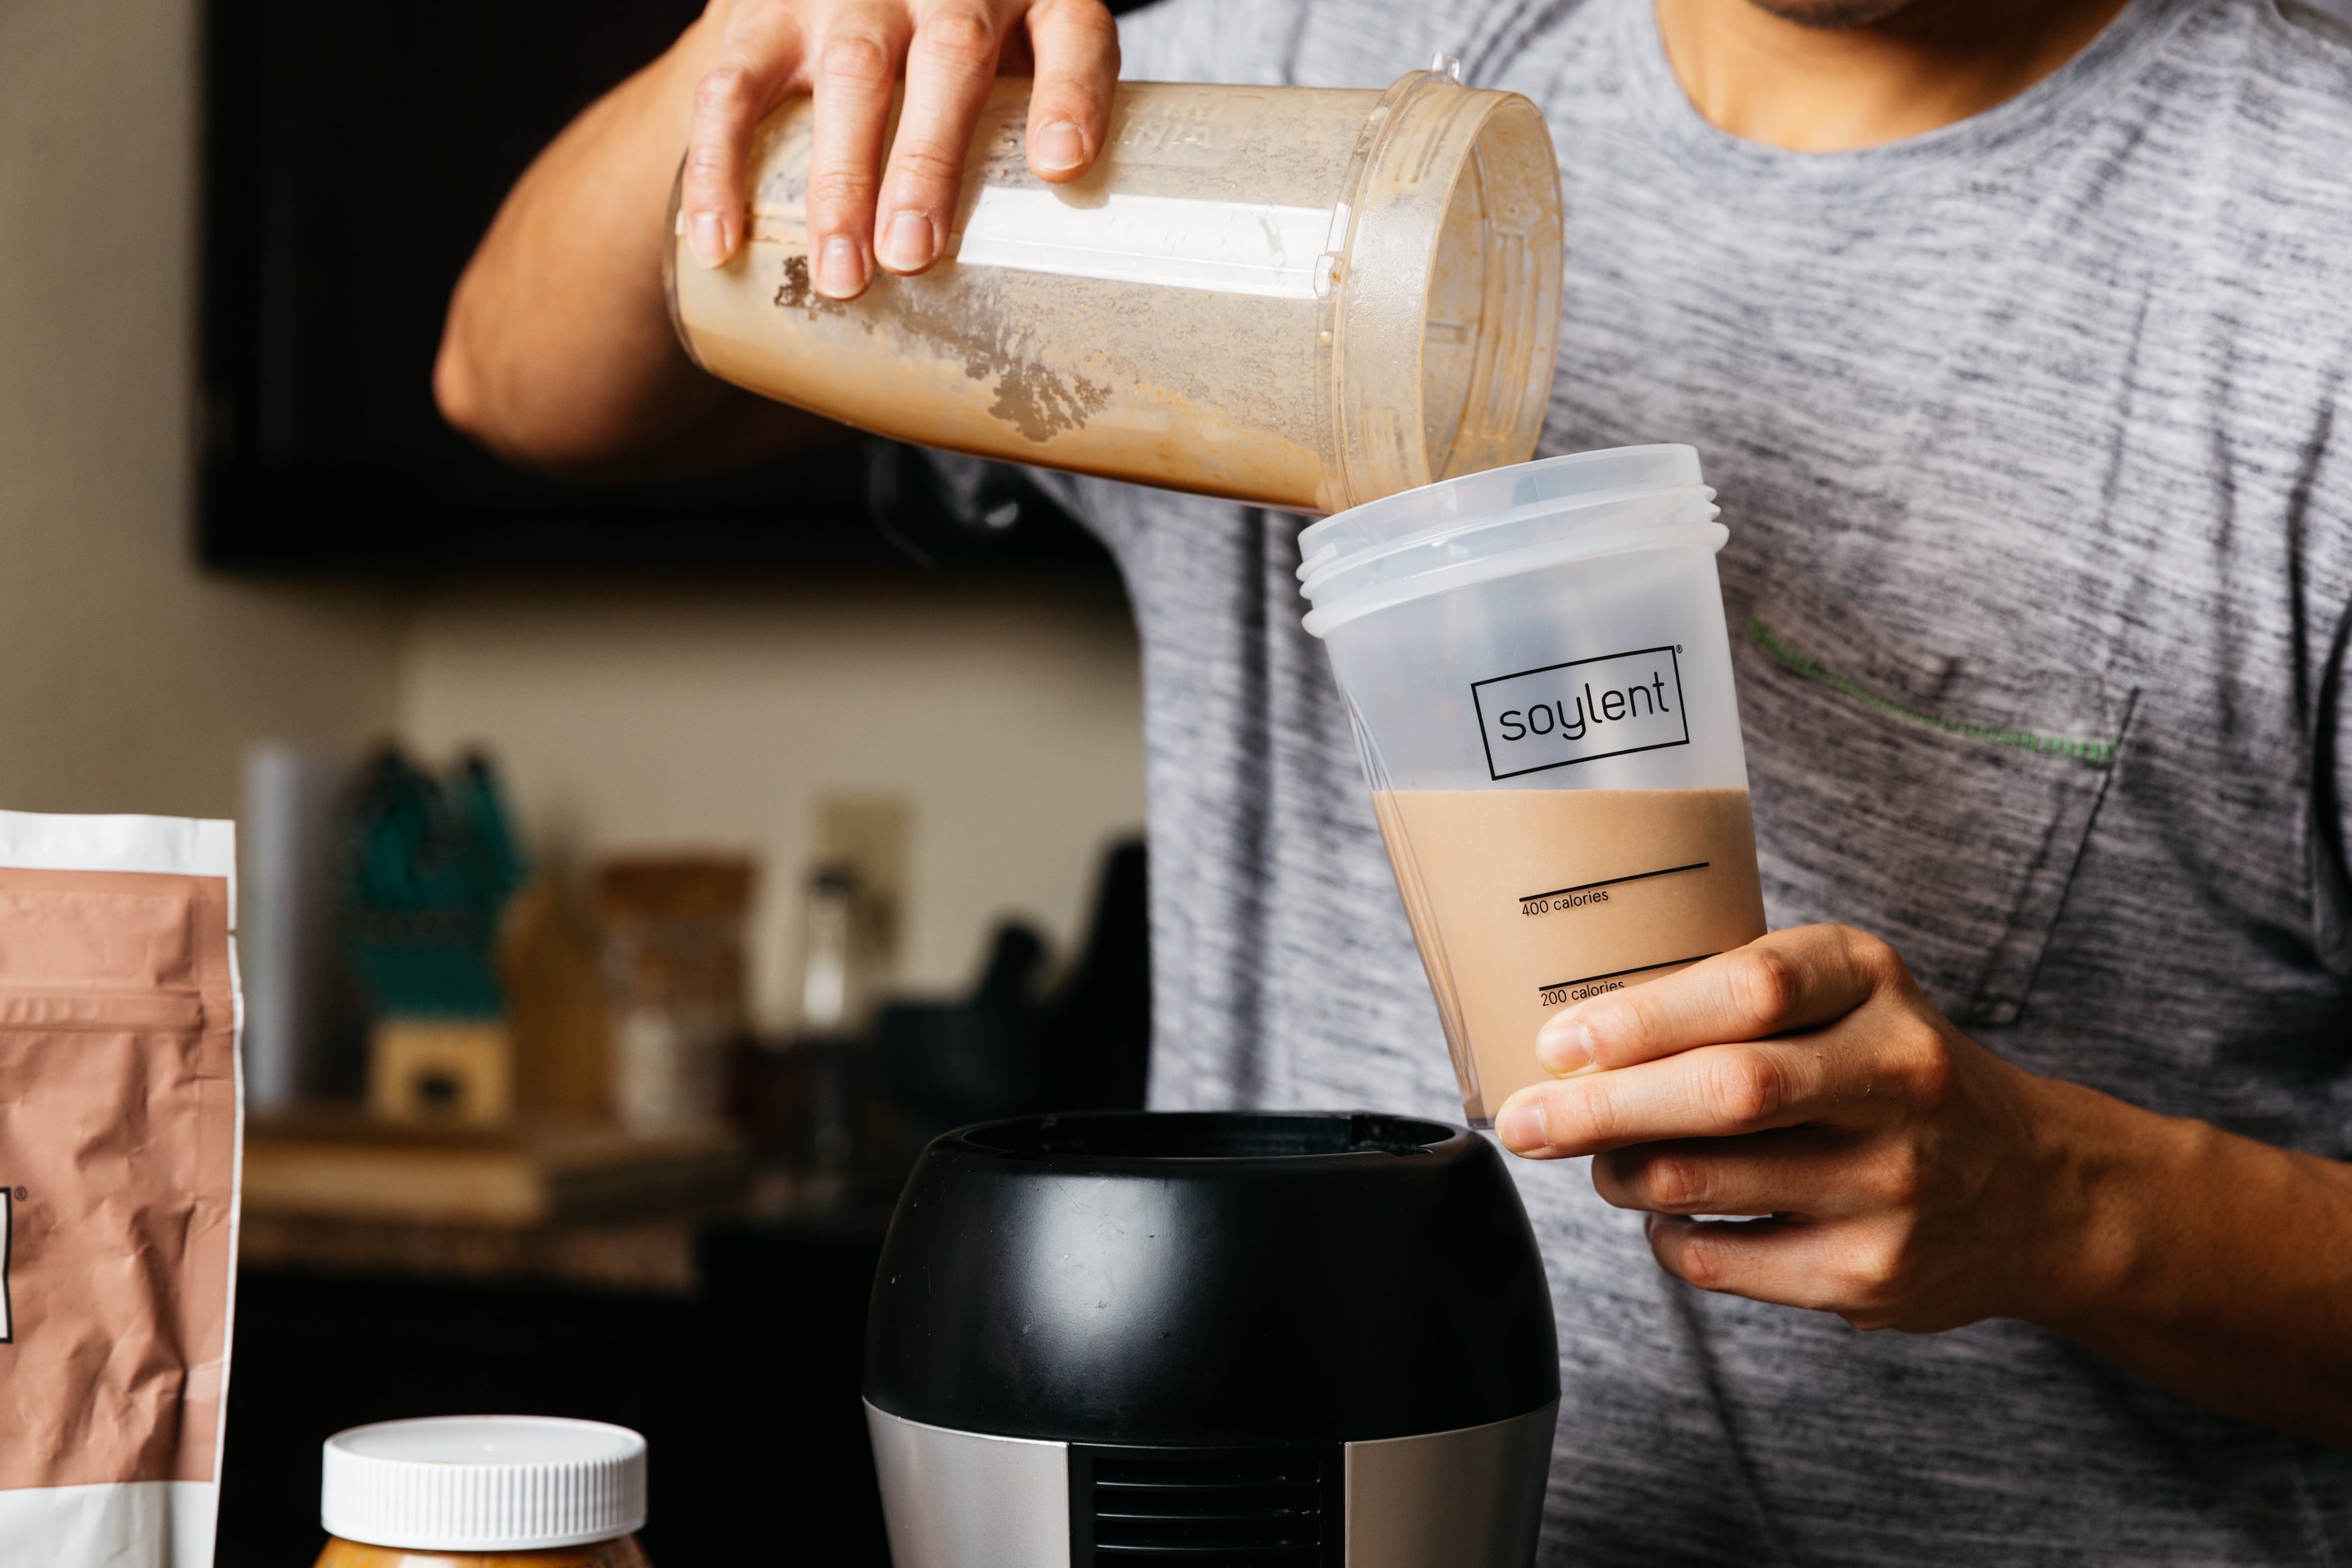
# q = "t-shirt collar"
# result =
<box><xmin>1610</xmin><ymin>0</ymin><xmax>2203</xmax><ymax>193</ymax></box>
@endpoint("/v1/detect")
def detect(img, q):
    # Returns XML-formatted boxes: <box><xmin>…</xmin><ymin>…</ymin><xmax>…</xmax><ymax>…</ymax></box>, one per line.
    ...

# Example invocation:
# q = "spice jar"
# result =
<box><xmin>593</xmin><ymin>855</ymin><xmax>755</xmax><ymax>1135</ymax></box>
<box><xmin>315</xmin><ymin>1415</ymin><xmax>650</xmax><ymax>1567</ymax></box>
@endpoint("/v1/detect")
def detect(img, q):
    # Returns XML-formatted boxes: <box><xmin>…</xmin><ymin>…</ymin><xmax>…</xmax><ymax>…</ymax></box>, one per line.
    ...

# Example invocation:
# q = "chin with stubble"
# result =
<box><xmin>1747</xmin><ymin>0</ymin><xmax>1922</xmax><ymax>24</ymax></box>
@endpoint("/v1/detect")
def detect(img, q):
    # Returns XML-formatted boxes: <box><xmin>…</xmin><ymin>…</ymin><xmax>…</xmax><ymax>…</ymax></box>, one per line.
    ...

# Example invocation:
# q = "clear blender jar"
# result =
<box><xmin>667</xmin><ymin>57</ymin><xmax>1564</xmax><ymax>512</ymax></box>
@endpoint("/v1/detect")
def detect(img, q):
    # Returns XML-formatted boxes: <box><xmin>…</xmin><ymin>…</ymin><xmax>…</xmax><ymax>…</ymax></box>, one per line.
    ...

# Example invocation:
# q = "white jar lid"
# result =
<box><xmin>321</xmin><ymin>1415</ymin><xmax>648</xmax><ymax>1551</ymax></box>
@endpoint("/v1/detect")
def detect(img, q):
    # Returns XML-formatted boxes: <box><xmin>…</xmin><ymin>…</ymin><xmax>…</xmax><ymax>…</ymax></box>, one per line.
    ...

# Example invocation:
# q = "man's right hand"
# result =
<box><xmin>435</xmin><ymin>0</ymin><xmax>1117</xmax><ymax>472</ymax></box>
<box><xmin>680</xmin><ymin>0</ymin><xmax>1121</xmax><ymax>296</ymax></box>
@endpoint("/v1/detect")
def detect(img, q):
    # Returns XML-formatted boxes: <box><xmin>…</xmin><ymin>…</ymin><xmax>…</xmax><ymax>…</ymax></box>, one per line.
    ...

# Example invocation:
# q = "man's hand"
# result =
<box><xmin>1492</xmin><ymin>925</ymin><xmax>2079</xmax><ymax>1333</ymax></box>
<box><xmin>436</xmin><ymin>0</ymin><xmax>1118</xmax><ymax>471</ymax></box>
<box><xmin>1492</xmin><ymin>922</ymin><xmax>2352</xmax><ymax>1443</ymax></box>
<box><xmin>681</xmin><ymin>0</ymin><xmax>1120</xmax><ymax>295</ymax></box>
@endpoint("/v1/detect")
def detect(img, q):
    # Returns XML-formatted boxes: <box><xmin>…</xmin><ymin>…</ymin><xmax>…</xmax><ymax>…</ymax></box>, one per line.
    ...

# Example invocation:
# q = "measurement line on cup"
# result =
<box><xmin>1538</xmin><ymin>954</ymin><xmax>1716</xmax><ymax>1001</ymax></box>
<box><xmin>1519</xmin><ymin>861</ymin><xmax>1710</xmax><ymax>905</ymax></box>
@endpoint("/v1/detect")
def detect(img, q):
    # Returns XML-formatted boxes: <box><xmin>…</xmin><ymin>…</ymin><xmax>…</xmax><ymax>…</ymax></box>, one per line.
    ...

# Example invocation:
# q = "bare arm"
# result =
<box><xmin>434</xmin><ymin>14</ymin><xmax>768</xmax><ymax>476</ymax></box>
<box><xmin>2029</xmin><ymin>1080</ymin><xmax>2352</xmax><ymax>1444</ymax></box>
<box><xmin>1493</xmin><ymin>926</ymin><xmax>2352</xmax><ymax>1446</ymax></box>
<box><xmin>434</xmin><ymin>0</ymin><xmax>1118</xmax><ymax>478</ymax></box>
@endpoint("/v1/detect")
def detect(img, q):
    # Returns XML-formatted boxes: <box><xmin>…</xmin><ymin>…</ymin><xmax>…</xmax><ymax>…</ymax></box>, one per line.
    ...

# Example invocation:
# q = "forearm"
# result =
<box><xmin>433</xmin><ymin>8</ymin><xmax>821</xmax><ymax>476</ymax></box>
<box><xmin>2023</xmin><ymin>1072</ymin><xmax>2352</xmax><ymax>1444</ymax></box>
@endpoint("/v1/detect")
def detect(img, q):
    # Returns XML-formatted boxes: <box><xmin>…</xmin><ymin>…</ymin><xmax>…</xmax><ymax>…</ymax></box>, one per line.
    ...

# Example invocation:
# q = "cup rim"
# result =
<box><xmin>1301</xmin><ymin>515</ymin><xmax>1727</xmax><ymax>639</ymax></box>
<box><xmin>1299</xmin><ymin>443</ymin><xmax>1704</xmax><ymax>567</ymax></box>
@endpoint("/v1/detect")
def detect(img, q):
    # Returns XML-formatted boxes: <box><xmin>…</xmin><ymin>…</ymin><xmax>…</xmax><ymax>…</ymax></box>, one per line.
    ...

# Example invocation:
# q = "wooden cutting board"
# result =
<box><xmin>243</xmin><ymin>1109</ymin><xmax>745</xmax><ymax>1227</ymax></box>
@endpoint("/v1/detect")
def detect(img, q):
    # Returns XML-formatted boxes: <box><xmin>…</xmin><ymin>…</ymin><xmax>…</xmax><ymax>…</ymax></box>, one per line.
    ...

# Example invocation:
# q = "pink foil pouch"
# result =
<box><xmin>0</xmin><ymin>812</ymin><xmax>241</xmax><ymax>1567</ymax></box>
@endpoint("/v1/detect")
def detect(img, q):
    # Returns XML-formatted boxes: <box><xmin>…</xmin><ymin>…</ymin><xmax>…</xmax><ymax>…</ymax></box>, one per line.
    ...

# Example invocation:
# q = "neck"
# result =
<box><xmin>1652</xmin><ymin>0</ymin><xmax>2134</xmax><ymax>152</ymax></box>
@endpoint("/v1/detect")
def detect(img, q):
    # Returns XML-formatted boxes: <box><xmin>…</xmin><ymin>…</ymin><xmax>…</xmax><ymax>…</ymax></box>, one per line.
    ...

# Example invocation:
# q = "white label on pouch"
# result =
<box><xmin>954</xmin><ymin>187</ymin><xmax>1335</xmax><ymax>299</ymax></box>
<box><xmin>1471</xmin><ymin>646</ymin><xmax>1691</xmax><ymax>779</ymax></box>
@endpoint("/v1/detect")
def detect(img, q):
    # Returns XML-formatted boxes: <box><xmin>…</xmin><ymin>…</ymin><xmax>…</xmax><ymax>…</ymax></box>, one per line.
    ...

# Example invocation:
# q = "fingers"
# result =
<box><xmin>1023</xmin><ymin>0</ymin><xmax>1119</xmax><ymax>182</ymax></box>
<box><xmin>1496</xmin><ymin>1037</ymin><xmax>1834</xmax><ymax>1158</ymax></box>
<box><xmin>1644</xmin><ymin>1215</ymin><xmax>1851</xmax><ymax>1315</ymax></box>
<box><xmin>681</xmin><ymin>3</ymin><xmax>810</xmax><ymax>269</ymax></box>
<box><xmin>1646</xmin><ymin>1213</ymin><xmax>1933</xmax><ymax>1330</ymax></box>
<box><xmin>681</xmin><ymin>0</ymin><xmax>1122</xmax><ymax>290</ymax></box>
<box><xmin>1536</xmin><ymin>924</ymin><xmax>1900</xmax><ymax>1075</ymax></box>
<box><xmin>806</xmin><ymin>1</ymin><xmax>915</xmax><ymax>298</ymax></box>
<box><xmin>1498</xmin><ymin>986</ymin><xmax>1967</xmax><ymax>1162</ymax></box>
<box><xmin>1592</xmin><ymin>1128</ymin><xmax>1906</xmax><ymax>1220</ymax></box>
<box><xmin>874</xmin><ymin>2</ymin><xmax>1007</xmax><ymax>274</ymax></box>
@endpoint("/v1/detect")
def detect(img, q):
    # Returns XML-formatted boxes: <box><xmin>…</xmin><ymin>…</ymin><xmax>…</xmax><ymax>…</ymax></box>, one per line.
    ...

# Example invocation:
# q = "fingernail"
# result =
<box><xmin>815</xmin><ymin>234</ymin><xmax>866</xmax><ymax>299</ymax></box>
<box><xmin>1538</xmin><ymin>1016</ymin><xmax>1597</xmax><ymax>1075</ymax></box>
<box><xmin>1495</xmin><ymin>1099</ymin><xmax>1548</xmax><ymax>1153</ymax></box>
<box><xmin>689</xmin><ymin>210</ymin><xmax>728</xmax><ymax>269</ymax></box>
<box><xmin>1034</xmin><ymin>120</ymin><xmax>1087</xmax><ymax>173</ymax></box>
<box><xmin>878</xmin><ymin>210</ymin><xmax>935</xmax><ymax>273</ymax></box>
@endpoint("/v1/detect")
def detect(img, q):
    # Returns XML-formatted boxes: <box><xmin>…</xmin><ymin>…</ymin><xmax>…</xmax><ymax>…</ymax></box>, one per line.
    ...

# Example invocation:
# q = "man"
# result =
<box><xmin>436</xmin><ymin>0</ymin><xmax>2352</xmax><ymax>1557</ymax></box>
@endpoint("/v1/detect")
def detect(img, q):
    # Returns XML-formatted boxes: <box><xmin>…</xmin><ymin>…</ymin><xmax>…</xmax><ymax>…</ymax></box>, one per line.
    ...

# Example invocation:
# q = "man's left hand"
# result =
<box><xmin>1493</xmin><ymin>924</ymin><xmax>2083</xmax><ymax>1333</ymax></box>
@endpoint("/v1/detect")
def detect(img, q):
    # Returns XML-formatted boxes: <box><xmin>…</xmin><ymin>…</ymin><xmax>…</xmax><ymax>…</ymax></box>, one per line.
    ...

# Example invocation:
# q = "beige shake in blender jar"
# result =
<box><xmin>667</xmin><ymin>58</ymin><xmax>1563</xmax><ymax>512</ymax></box>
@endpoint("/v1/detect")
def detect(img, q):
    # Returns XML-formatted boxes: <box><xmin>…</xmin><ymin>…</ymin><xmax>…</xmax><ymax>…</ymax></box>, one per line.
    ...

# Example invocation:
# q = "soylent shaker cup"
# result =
<box><xmin>1299</xmin><ymin>446</ymin><xmax>1767</xmax><ymax>1126</ymax></box>
<box><xmin>668</xmin><ymin>59</ymin><xmax>1563</xmax><ymax>512</ymax></box>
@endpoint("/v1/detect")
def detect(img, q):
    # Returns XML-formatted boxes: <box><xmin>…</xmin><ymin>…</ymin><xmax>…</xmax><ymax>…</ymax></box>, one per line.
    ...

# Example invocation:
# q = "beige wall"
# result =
<box><xmin>0</xmin><ymin>0</ymin><xmax>405</xmax><ymax>818</ymax></box>
<box><xmin>398</xmin><ymin>574</ymin><xmax>1146</xmax><ymax>1027</ymax></box>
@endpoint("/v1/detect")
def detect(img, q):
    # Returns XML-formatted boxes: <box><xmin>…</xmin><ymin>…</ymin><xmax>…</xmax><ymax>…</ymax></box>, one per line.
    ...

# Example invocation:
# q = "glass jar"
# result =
<box><xmin>668</xmin><ymin>58</ymin><xmax>1563</xmax><ymax>513</ymax></box>
<box><xmin>593</xmin><ymin>856</ymin><xmax>754</xmax><ymax>1134</ymax></box>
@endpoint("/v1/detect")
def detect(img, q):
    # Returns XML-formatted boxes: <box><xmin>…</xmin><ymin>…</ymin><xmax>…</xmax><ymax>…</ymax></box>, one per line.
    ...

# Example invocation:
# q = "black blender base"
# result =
<box><xmin>865</xmin><ymin>1112</ymin><xmax>1561</xmax><ymax>1566</ymax></box>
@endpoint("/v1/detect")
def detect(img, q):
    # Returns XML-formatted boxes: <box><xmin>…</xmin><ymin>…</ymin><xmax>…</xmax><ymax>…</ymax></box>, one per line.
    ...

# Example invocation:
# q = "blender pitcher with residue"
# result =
<box><xmin>666</xmin><ymin>56</ymin><xmax>1564</xmax><ymax>513</ymax></box>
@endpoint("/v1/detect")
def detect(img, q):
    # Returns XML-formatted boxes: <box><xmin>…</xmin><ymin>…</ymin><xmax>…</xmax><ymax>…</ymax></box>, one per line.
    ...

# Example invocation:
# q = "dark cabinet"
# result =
<box><xmin>199</xmin><ymin>0</ymin><xmax>1116</xmax><ymax>576</ymax></box>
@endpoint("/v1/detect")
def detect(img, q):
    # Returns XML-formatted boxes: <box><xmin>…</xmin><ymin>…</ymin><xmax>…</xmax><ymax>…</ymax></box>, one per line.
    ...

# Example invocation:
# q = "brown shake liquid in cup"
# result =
<box><xmin>1300</xmin><ymin>447</ymin><xmax>1766</xmax><ymax>1125</ymax></box>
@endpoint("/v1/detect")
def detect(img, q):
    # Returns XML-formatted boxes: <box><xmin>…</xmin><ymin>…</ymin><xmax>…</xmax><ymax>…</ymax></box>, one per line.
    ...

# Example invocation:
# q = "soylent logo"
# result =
<box><xmin>1470</xmin><ymin>646</ymin><xmax>1691</xmax><ymax>779</ymax></box>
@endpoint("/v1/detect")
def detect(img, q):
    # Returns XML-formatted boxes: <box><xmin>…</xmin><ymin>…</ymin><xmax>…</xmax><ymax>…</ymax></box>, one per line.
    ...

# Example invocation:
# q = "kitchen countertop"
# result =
<box><xmin>235</xmin><ymin>1166</ymin><xmax>896</xmax><ymax>1295</ymax></box>
<box><xmin>235</xmin><ymin>1209</ymin><xmax>707</xmax><ymax>1295</ymax></box>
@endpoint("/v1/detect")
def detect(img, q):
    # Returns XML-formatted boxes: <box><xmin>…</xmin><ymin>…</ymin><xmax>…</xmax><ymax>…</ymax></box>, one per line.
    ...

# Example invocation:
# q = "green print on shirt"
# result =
<box><xmin>1747</xmin><ymin>619</ymin><xmax>2118</xmax><ymax>766</ymax></box>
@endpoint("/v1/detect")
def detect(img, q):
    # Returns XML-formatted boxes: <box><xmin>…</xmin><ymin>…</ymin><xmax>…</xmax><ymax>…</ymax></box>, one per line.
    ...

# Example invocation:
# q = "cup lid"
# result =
<box><xmin>321</xmin><ymin>1415</ymin><xmax>648</xmax><ymax>1551</ymax></box>
<box><xmin>1298</xmin><ymin>445</ymin><xmax>1704</xmax><ymax>578</ymax></box>
<box><xmin>1296</xmin><ymin>445</ymin><xmax>1720</xmax><ymax>638</ymax></box>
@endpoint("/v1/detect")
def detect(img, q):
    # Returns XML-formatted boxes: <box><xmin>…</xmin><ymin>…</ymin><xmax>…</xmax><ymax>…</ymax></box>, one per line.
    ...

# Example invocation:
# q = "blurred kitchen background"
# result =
<box><xmin>1</xmin><ymin>0</ymin><xmax>1152</xmax><ymax>1562</ymax></box>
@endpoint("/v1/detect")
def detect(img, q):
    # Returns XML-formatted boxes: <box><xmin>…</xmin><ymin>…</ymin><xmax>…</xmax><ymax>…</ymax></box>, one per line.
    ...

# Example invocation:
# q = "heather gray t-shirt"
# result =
<box><xmin>1044</xmin><ymin>0</ymin><xmax>2352</xmax><ymax>1557</ymax></box>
